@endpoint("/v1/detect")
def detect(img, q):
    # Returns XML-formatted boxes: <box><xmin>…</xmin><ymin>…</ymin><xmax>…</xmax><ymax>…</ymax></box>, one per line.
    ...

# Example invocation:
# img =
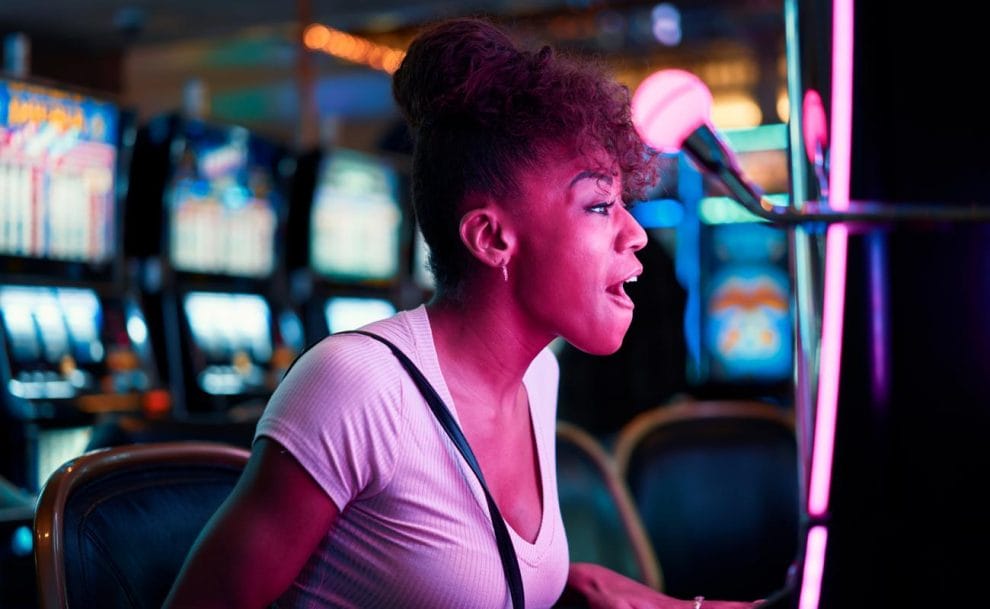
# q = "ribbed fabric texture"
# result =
<box><xmin>256</xmin><ymin>305</ymin><xmax>569</xmax><ymax>608</ymax></box>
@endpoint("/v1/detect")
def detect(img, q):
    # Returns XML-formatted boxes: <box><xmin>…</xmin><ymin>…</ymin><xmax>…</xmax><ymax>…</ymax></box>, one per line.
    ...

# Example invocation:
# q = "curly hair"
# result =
<box><xmin>392</xmin><ymin>17</ymin><xmax>660</xmax><ymax>301</ymax></box>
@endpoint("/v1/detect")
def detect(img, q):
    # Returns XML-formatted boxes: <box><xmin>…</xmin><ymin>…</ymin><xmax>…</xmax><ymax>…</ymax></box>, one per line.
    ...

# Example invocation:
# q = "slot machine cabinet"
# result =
<box><xmin>287</xmin><ymin>146</ymin><xmax>408</xmax><ymax>345</ymax></box>
<box><xmin>125</xmin><ymin>112</ymin><xmax>300</xmax><ymax>420</ymax></box>
<box><xmin>762</xmin><ymin>2</ymin><xmax>990</xmax><ymax>607</ymax></box>
<box><xmin>0</xmin><ymin>76</ymin><xmax>161</xmax><ymax>495</ymax></box>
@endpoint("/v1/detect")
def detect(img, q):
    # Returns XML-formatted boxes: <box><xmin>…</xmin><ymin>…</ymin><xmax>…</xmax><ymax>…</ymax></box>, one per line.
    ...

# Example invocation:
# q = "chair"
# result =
<box><xmin>33</xmin><ymin>441</ymin><xmax>250</xmax><ymax>609</ymax></box>
<box><xmin>613</xmin><ymin>401</ymin><xmax>799</xmax><ymax>602</ymax></box>
<box><xmin>556</xmin><ymin>421</ymin><xmax>662</xmax><ymax>591</ymax></box>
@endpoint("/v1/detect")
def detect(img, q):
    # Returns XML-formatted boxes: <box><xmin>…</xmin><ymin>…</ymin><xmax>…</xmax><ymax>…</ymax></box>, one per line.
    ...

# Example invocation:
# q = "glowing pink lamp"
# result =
<box><xmin>630</xmin><ymin>69</ymin><xmax>770</xmax><ymax>214</ymax></box>
<box><xmin>631</xmin><ymin>69</ymin><xmax>712</xmax><ymax>153</ymax></box>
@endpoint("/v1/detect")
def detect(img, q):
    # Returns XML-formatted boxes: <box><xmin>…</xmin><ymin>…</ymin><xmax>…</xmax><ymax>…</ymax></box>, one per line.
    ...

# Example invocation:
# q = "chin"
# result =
<box><xmin>567</xmin><ymin>330</ymin><xmax>628</xmax><ymax>356</ymax></box>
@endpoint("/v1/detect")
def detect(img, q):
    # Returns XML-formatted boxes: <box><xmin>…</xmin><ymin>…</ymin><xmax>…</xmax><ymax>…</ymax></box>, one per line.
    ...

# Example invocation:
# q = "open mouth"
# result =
<box><xmin>606</xmin><ymin>274</ymin><xmax>638</xmax><ymax>305</ymax></box>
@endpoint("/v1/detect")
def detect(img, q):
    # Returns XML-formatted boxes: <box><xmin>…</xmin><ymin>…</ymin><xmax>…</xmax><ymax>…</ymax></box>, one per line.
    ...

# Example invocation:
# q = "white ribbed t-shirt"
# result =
<box><xmin>256</xmin><ymin>305</ymin><xmax>569</xmax><ymax>609</ymax></box>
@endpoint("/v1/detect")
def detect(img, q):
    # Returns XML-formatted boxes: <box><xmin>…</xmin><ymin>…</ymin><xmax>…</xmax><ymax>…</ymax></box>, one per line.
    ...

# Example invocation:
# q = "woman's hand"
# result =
<box><xmin>562</xmin><ymin>563</ymin><xmax>763</xmax><ymax>609</ymax></box>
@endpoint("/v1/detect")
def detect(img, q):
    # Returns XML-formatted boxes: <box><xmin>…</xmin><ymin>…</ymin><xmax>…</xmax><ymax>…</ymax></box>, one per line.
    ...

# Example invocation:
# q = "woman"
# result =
<box><xmin>163</xmin><ymin>17</ymin><xmax>762</xmax><ymax>609</ymax></box>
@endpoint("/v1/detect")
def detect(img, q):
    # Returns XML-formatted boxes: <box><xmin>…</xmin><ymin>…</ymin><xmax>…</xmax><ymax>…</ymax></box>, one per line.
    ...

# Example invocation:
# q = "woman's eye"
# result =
<box><xmin>587</xmin><ymin>201</ymin><xmax>616</xmax><ymax>215</ymax></box>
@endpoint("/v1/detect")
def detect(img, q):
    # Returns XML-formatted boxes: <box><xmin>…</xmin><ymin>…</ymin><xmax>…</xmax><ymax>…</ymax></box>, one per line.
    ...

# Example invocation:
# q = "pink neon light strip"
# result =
<box><xmin>809</xmin><ymin>222</ymin><xmax>847</xmax><ymax>513</ymax></box>
<box><xmin>801</xmin><ymin>1</ymin><xmax>854</xmax><ymax>608</ymax></box>
<box><xmin>799</xmin><ymin>526</ymin><xmax>829</xmax><ymax>609</ymax></box>
<box><xmin>808</xmin><ymin>0</ymin><xmax>854</xmax><ymax>518</ymax></box>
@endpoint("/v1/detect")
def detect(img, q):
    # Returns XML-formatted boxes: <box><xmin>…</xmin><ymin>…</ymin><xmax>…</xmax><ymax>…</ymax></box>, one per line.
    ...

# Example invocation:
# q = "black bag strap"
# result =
<box><xmin>289</xmin><ymin>330</ymin><xmax>525</xmax><ymax>609</ymax></box>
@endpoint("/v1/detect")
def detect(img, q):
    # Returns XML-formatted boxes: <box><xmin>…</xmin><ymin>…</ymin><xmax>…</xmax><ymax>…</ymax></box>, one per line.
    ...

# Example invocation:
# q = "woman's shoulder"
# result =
<box><xmin>271</xmin><ymin>312</ymin><xmax>421</xmax><ymax>411</ymax></box>
<box><xmin>288</xmin><ymin>308</ymin><xmax>421</xmax><ymax>381</ymax></box>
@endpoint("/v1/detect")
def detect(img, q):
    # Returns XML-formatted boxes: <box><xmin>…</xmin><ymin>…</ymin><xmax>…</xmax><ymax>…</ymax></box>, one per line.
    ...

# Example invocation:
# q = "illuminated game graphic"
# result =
<box><xmin>705</xmin><ymin>264</ymin><xmax>791</xmax><ymax>380</ymax></box>
<box><xmin>0</xmin><ymin>79</ymin><xmax>119</xmax><ymax>263</ymax></box>
<box><xmin>310</xmin><ymin>148</ymin><xmax>402</xmax><ymax>283</ymax></box>
<box><xmin>703</xmin><ymin>219</ymin><xmax>792</xmax><ymax>382</ymax></box>
<box><xmin>166</xmin><ymin>125</ymin><xmax>279</xmax><ymax>278</ymax></box>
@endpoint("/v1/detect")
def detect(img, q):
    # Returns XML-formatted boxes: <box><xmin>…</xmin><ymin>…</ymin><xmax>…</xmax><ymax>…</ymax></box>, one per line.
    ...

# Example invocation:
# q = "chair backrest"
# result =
<box><xmin>33</xmin><ymin>441</ymin><xmax>250</xmax><ymax>609</ymax></box>
<box><xmin>556</xmin><ymin>421</ymin><xmax>662</xmax><ymax>591</ymax></box>
<box><xmin>613</xmin><ymin>401</ymin><xmax>799</xmax><ymax>602</ymax></box>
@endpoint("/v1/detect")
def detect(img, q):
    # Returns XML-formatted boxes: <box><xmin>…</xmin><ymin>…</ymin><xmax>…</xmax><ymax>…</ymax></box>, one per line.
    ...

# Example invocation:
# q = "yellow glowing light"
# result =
<box><xmin>711</xmin><ymin>92</ymin><xmax>762</xmax><ymax>129</ymax></box>
<box><xmin>303</xmin><ymin>24</ymin><xmax>330</xmax><ymax>50</ymax></box>
<box><xmin>776</xmin><ymin>88</ymin><xmax>790</xmax><ymax>123</ymax></box>
<box><xmin>305</xmin><ymin>22</ymin><xmax>406</xmax><ymax>74</ymax></box>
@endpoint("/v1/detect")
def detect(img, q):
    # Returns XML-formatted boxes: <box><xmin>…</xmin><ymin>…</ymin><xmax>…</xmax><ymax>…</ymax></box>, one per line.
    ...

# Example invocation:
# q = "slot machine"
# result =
<box><xmin>0</xmin><ymin>76</ymin><xmax>161</xmax><ymax>494</ymax></box>
<box><xmin>125</xmin><ymin>112</ymin><xmax>301</xmax><ymax>421</ymax></box>
<box><xmin>774</xmin><ymin>2</ymin><xmax>990</xmax><ymax>607</ymax></box>
<box><xmin>677</xmin><ymin>123</ymin><xmax>794</xmax><ymax>404</ymax></box>
<box><xmin>288</xmin><ymin>146</ymin><xmax>407</xmax><ymax>345</ymax></box>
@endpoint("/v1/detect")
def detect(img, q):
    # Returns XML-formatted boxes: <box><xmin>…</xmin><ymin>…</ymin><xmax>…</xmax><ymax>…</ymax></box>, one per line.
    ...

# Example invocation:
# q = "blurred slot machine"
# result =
<box><xmin>678</xmin><ymin>123</ymin><xmax>794</xmax><ymax>403</ymax></box>
<box><xmin>0</xmin><ymin>76</ymin><xmax>162</xmax><ymax>496</ymax></box>
<box><xmin>125</xmin><ymin>113</ymin><xmax>301</xmax><ymax>421</ymax></box>
<box><xmin>288</xmin><ymin>146</ymin><xmax>405</xmax><ymax>345</ymax></box>
<box><xmin>411</xmin><ymin>225</ymin><xmax>434</xmax><ymax>298</ymax></box>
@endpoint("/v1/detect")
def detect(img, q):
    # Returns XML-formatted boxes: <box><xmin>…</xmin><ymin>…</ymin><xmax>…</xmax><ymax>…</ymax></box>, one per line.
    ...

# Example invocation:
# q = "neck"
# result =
<box><xmin>426</xmin><ymin>288</ymin><xmax>551</xmax><ymax>410</ymax></box>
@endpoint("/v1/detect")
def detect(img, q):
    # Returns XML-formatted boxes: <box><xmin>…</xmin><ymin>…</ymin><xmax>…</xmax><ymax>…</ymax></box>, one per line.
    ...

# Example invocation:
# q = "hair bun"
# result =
<box><xmin>392</xmin><ymin>18</ymin><xmax>525</xmax><ymax>130</ymax></box>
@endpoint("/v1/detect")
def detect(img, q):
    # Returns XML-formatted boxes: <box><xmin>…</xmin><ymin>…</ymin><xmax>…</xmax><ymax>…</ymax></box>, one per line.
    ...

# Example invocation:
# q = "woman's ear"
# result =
<box><xmin>459</xmin><ymin>205</ymin><xmax>515</xmax><ymax>269</ymax></box>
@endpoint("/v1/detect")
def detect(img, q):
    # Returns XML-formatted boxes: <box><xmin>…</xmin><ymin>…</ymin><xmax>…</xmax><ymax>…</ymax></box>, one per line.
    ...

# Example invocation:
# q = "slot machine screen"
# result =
<box><xmin>310</xmin><ymin>148</ymin><xmax>402</xmax><ymax>283</ymax></box>
<box><xmin>698</xmin><ymin>124</ymin><xmax>792</xmax><ymax>385</ymax></box>
<box><xmin>0</xmin><ymin>285</ymin><xmax>107</xmax><ymax>399</ymax></box>
<box><xmin>0</xmin><ymin>78</ymin><xmax>119</xmax><ymax>268</ymax></box>
<box><xmin>704</xmin><ymin>225</ymin><xmax>792</xmax><ymax>381</ymax></box>
<box><xmin>182</xmin><ymin>291</ymin><xmax>273</xmax><ymax>395</ymax></box>
<box><xmin>165</xmin><ymin>122</ymin><xmax>281</xmax><ymax>278</ymax></box>
<box><xmin>324</xmin><ymin>296</ymin><xmax>396</xmax><ymax>334</ymax></box>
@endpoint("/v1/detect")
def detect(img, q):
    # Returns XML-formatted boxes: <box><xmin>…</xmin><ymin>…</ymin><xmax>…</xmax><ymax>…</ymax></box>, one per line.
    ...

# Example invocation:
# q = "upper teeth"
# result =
<box><xmin>625</xmin><ymin>276</ymin><xmax>638</xmax><ymax>283</ymax></box>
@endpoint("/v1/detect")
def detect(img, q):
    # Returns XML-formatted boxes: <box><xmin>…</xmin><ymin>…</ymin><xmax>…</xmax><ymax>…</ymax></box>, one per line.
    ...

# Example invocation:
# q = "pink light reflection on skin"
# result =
<box><xmin>802</xmin><ymin>0</ymin><xmax>854</xmax><ymax>607</ymax></box>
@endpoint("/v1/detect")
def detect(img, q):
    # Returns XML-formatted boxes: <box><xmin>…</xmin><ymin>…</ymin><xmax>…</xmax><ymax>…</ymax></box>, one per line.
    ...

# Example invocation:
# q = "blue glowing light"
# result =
<box><xmin>11</xmin><ymin>525</ymin><xmax>33</xmax><ymax>557</ymax></box>
<box><xmin>632</xmin><ymin>198</ymin><xmax>684</xmax><ymax>228</ymax></box>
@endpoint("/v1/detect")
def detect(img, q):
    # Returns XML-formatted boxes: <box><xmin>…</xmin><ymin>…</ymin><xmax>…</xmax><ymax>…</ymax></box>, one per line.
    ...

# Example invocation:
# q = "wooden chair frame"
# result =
<box><xmin>613</xmin><ymin>400</ymin><xmax>796</xmax><ymax>480</ymax></box>
<box><xmin>557</xmin><ymin>420</ymin><xmax>664</xmax><ymax>591</ymax></box>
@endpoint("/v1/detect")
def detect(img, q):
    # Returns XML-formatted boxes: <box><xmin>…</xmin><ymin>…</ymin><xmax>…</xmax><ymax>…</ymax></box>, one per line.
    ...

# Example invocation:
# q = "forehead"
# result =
<box><xmin>522</xmin><ymin>145</ymin><xmax>619</xmax><ymax>190</ymax></box>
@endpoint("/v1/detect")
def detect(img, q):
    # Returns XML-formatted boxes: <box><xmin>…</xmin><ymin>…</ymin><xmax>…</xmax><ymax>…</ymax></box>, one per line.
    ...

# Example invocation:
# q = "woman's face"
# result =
<box><xmin>508</xmin><ymin>149</ymin><xmax>648</xmax><ymax>355</ymax></box>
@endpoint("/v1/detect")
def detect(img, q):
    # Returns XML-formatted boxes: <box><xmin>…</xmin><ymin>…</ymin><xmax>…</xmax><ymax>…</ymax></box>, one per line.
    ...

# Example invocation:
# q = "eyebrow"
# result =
<box><xmin>568</xmin><ymin>170</ymin><xmax>613</xmax><ymax>189</ymax></box>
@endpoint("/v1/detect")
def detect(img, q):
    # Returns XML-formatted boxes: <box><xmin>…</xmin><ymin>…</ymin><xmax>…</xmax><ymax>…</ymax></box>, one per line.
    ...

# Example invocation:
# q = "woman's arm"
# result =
<box><xmin>561</xmin><ymin>563</ymin><xmax>762</xmax><ymax>609</ymax></box>
<box><xmin>162</xmin><ymin>437</ymin><xmax>339</xmax><ymax>609</ymax></box>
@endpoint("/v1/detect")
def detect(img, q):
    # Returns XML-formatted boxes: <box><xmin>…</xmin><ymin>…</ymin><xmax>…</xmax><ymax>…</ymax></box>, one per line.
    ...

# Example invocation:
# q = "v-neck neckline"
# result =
<box><xmin>412</xmin><ymin>306</ymin><xmax>551</xmax><ymax>549</ymax></box>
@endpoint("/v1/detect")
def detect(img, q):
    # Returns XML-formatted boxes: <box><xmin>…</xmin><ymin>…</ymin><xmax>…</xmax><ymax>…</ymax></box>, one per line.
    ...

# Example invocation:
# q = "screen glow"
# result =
<box><xmin>0</xmin><ymin>79</ymin><xmax>119</xmax><ymax>263</ymax></box>
<box><xmin>325</xmin><ymin>296</ymin><xmax>396</xmax><ymax>334</ymax></box>
<box><xmin>167</xmin><ymin>125</ymin><xmax>279</xmax><ymax>278</ymax></box>
<box><xmin>183</xmin><ymin>291</ymin><xmax>273</xmax><ymax>395</ymax></box>
<box><xmin>310</xmin><ymin>148</ymin><xmax>402</xmax><ymax>283</ymax></box>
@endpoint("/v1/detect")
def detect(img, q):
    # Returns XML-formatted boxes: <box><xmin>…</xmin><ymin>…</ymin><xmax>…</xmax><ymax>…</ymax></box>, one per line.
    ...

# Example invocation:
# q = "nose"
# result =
<box><xmin>618</xmin><ymin>206</ymin><xmax>648</xmax><ymax>253</ymax></box>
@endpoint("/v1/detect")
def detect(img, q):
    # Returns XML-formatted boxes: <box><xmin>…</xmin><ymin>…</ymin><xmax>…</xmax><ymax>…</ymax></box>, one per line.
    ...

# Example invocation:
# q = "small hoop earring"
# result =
<box><xmin>501</xmin><ymin>262</ymin><xmax>508</xmax><ymax>282</ymax></box>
